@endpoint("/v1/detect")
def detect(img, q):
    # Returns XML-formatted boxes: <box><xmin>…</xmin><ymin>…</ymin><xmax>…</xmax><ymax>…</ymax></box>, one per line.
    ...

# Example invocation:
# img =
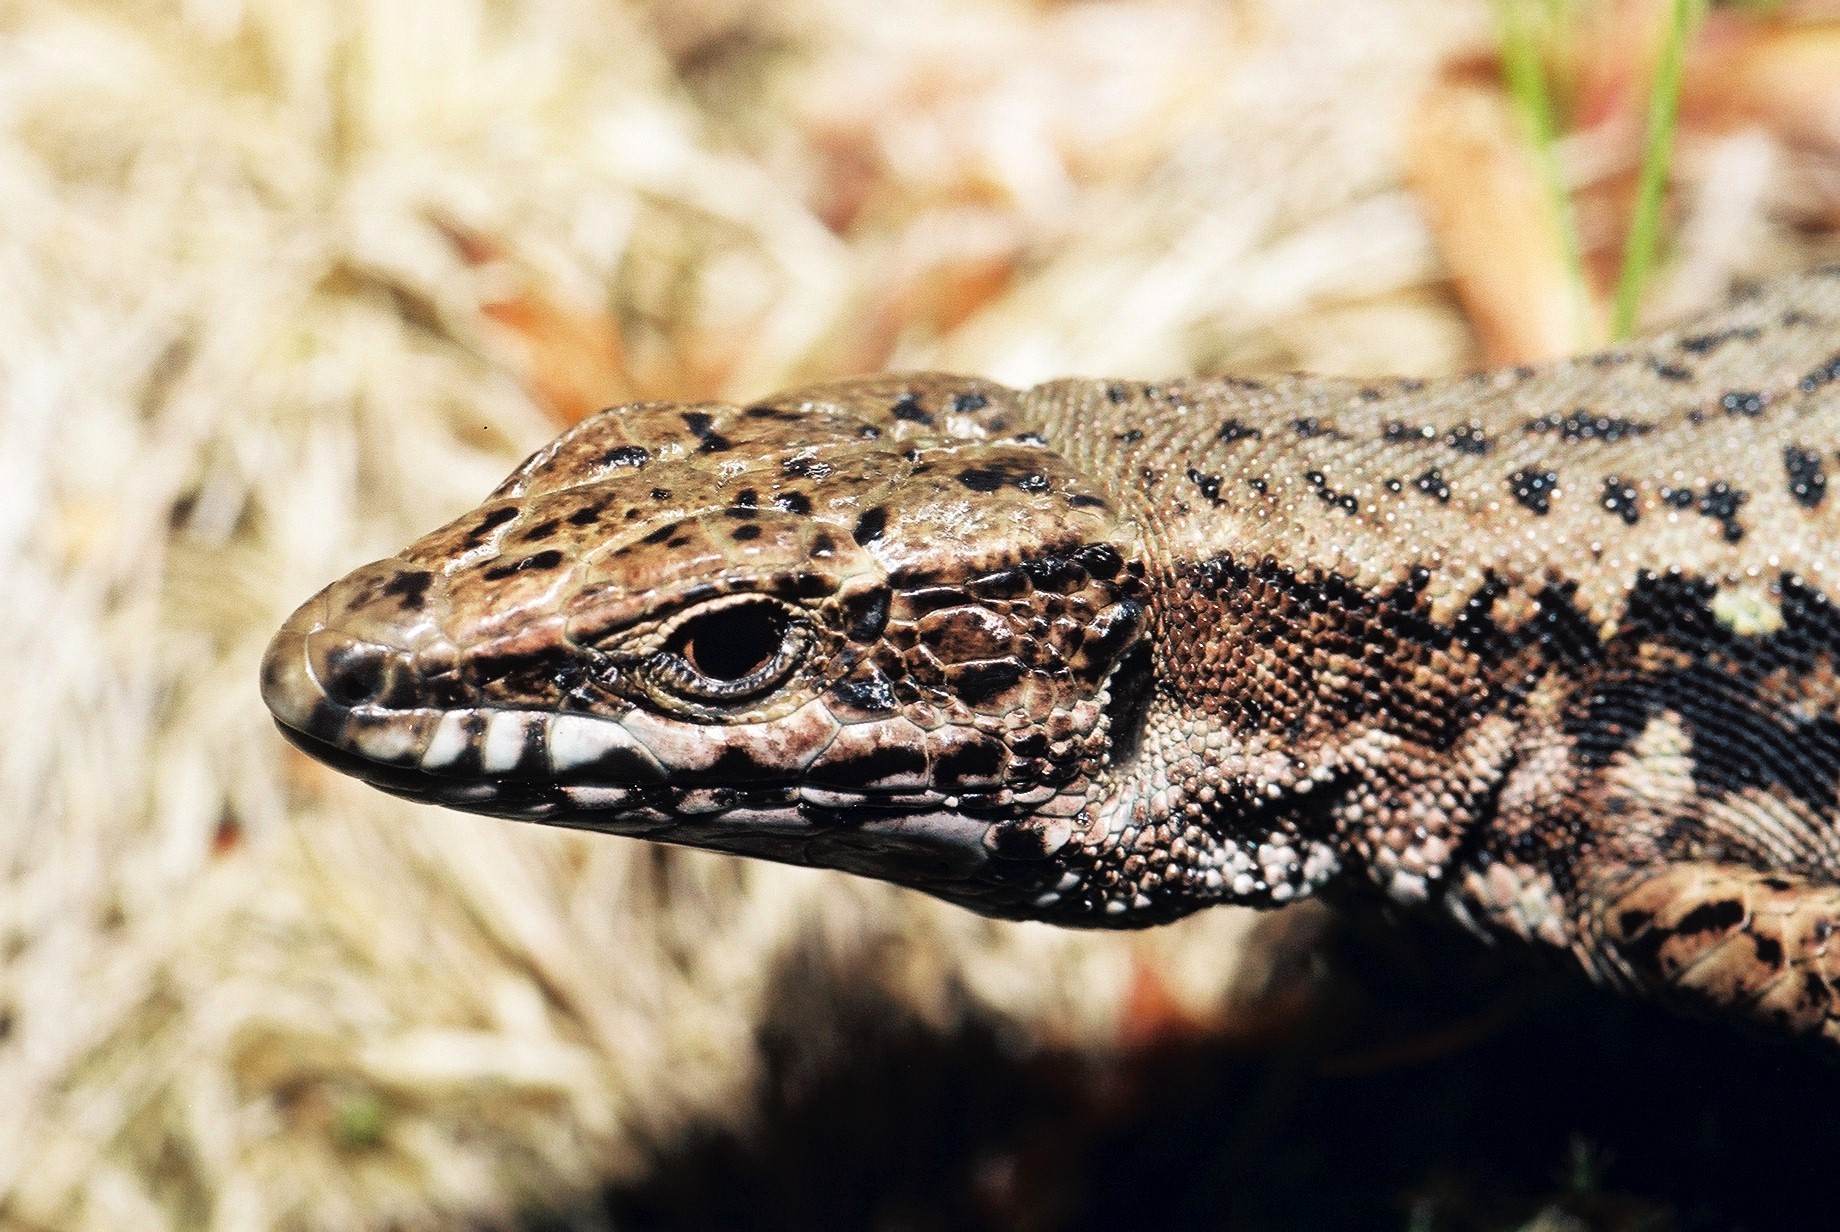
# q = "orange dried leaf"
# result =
<box><xmin>479</xmin><ymin>290</ymin><xmax>629</xmax><ymax>428</ymax></box>
<box><xmin>1408</xmin><ymin>76</ymin><xmax>1606</xmax><ymax>363</ymax></box>
<box><xmin>449</xmin><ymin>225</ymin><xmax>632</xmax><ymax>426</ymax></box>
<box><xmin>1686</xmin><ymin>21</ymin><xmax>1840</xmax><ymax>154</ymax></box>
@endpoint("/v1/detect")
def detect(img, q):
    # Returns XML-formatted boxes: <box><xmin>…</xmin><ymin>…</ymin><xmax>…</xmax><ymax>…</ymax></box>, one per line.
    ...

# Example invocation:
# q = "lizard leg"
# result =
<box><xmin>1594</xmin><ymin>862</ymin><xmax>1840</xmax><ymax>1043</ymax></box>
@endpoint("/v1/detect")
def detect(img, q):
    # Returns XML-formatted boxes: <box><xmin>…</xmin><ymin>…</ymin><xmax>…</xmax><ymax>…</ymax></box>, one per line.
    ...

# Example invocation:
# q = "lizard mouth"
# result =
<box><xmin>272</xmin><ymin>709</ymin><xmax>926</xmax><ymax>816</ymax></box>
<box><xmin>271</xmin><ymin>711</ymin><xmax>996</xmax><ymax>878</ymax></box>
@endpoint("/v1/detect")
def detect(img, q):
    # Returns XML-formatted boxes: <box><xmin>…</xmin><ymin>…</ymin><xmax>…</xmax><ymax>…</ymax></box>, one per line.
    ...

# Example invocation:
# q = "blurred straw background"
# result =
<box><xmin>2</xmin><ymin>0</ymin><xmax>1839</xmax><ymax>1229</ymax></box>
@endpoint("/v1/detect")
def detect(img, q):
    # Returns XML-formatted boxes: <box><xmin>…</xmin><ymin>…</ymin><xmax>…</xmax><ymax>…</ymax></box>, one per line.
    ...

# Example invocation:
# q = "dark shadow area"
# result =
<box><xmin>533</xmin><ymin>909</ymin><xmax>1840</xmax><ymax>1232</ymax></box>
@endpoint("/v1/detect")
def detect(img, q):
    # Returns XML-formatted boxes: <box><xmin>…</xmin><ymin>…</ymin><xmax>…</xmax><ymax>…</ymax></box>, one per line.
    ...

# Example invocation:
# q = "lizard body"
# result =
<box><xmin>264</xmin><ymin>268</ymin><xmax>1840</xmax><ymax>1044</ymax></box>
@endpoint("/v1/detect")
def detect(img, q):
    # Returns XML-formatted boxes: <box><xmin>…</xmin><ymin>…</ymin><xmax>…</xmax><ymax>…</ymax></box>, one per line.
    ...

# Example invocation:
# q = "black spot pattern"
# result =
<box><xmin>1304</xmin><ymin>470</ymin><xmax>1358</xmax><ymax>514</ymax></box>
<box><xmin>1414</xmin><ymin>468</ymin><xmax>1450</xmax><ymax>503</ymax></box>
<box><xmin>852</xmin><ymin>507</ymin><xmax>888</xmax><ymax>545</ymax></box>
<box><xmin>1072</xmin><ymin>543</ymin><xmax>1125</xmax><ymax>579</ymax></box>
<box><xmin>1601</xmin><ymin>477</ymin><xmax>1640</xmax><ymax>525</ymax></box>
<box><xmin>567</xmin><ymin>502</ymin><xmax>607</xmax><ymax>526</ymax></box>
<box><xmin>1676</xmin><ymin>899</ymin><xmax>1747</xmax><ymax>936</ymax></box>
<box><xmin>681</xmin><ymin>411</ymin><xmax>733</xmax><ymax>452</ymax></box>
<box><xmin>1177</xmin><ymin>556</ymin><xmax>1507</xmax><ymax>754</ymax></box>
<box><xmin>1680</xmin><ymin>326</ymin><xmax>1761</xmax><ymax>355</ymax></box>
<box><xmin>600</xmin><ymin>444</ymin><xmax>650</xmax><ymax>468</ymax></box>
<box><xmin>1720</xmin><ymin>390</ymin><xmax>1768</xmax><ymax>417</ymax></box>
<box><xmin>1508</xmin><ymin>469</ymin><xmax>1559</xmax><ymax>515</ymax></box>
<box><xmin>1785</xmin><ymin>446</ymin><xmax>1828</xmax><ymax>508</ymax></box>
<box><xmin>1800</xmin><ymin>352</ymin><xmax>1840</xmax><ymax>394</ymax></box>
<box><xmin>482</xmin><ymin>549</ymin><xmax>564</xmax><ymax>580</ymax></box>
<box><xmin>1443</xmin><ymin>424</ymin><xmax>1491</xmax><ymax>455</ymax></box>
<box><xmin>465</xmin><ymin>506</ymin><xmax>518</xmax><ymax>545</ymax></box>
<box><xmin>1525</xmin><ymin>410</ymin><xmax>1653</xmax><ymax>443</ymax></box>
<box><xmin>259</xmin><ymin>268</ymin><xmax>1840</xmax><ymax>1044</ymax></box>
<box><xmin>1697</xmin><ymin>482</ymin><xmax>1749</xmax><ymax>543</ymax></box>
<box><xmin>957</xmin><ymin>460</ymin><xmax>1050</xmax><ymax>493</ymax></box>
<box><xmin>1187</xmin><ymin>468</ymin><xmax>1224</xmax><ymax>506</ymax></box>
<box><xmin>1382</xmin><ymin>421</ymin><xmax>1436</xmax><ymax>444</ymax></box>
<box><xmin>381</xmin><ymin>570</ymin><xmax>433</xmax><ymax>609</ymax></box>
<box><xmin>891</xmin><ymin>392</ymin><xmax>934</xmax><ymax>425</ymax></box>
<box><xmin>1753</xmin><ymin>934</ymin><xmax>1785</xmax><ymax>967</ymax></box>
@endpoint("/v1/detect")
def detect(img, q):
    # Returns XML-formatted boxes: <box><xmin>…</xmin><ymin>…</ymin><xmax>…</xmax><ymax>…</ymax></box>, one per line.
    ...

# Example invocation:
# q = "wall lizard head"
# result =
<box><xmin>262</xmin><ymin>375</ymin><xmax>1156</xmax><ymax>920</ymax></box>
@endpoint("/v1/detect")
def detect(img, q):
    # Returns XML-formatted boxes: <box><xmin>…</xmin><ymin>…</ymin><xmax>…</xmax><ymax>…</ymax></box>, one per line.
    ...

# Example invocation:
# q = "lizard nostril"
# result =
<box><xmin>316</xmin><ymin>638</ymin><xmax>393</xmax><ymax>708</ymax></box>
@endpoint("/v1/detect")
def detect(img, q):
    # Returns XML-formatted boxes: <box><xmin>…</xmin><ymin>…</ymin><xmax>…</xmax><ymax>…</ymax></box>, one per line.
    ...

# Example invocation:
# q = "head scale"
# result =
<box><xmin>262</xmin><ymin>376</ymin><xmax>1153</xmax><ymax>919</ymax></box>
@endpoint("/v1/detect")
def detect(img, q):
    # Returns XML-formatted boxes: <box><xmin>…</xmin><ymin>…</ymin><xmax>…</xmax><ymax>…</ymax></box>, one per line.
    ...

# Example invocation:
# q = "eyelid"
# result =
<box><xmin>654</xmin><ymin>592</ymin><xmax>795</xmax><ymax>646</ymax></box>
<box><xmin>637</xmin><ymin>599</ymin><xmax>814</xmax><ymax>706</ymax></box>
<box><xmin>590</xmin><ymin>592</ymin><xmax>789</xmax><ymax>658</ymax></box>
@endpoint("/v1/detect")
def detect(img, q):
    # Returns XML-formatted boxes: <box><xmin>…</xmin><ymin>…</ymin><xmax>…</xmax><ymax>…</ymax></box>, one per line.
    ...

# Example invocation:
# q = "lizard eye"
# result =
<box><xmin>647</xmin><ymin>598</ymin><xmax>810</xmax><ymax>704</ymax></box>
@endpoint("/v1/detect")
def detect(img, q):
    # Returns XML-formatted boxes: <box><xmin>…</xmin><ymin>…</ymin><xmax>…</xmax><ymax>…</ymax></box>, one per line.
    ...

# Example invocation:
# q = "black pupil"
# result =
<box><xmin>676</xmin><ymin>603</ymin><xmax>786</xmax><ymax>682</ymax></box>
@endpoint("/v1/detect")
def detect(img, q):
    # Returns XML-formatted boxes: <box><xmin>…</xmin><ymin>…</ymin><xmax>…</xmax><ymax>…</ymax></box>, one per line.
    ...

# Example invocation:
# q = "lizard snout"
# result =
<box><xmin>260</xmin><ymin>559</ymin><xmax>462</xmax><ymax>768</ymax></box>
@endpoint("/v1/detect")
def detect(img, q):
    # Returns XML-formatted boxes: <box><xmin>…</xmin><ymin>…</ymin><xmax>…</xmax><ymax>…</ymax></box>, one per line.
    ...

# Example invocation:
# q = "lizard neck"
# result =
<box><xmin>1062</xmin><ymin>546</ymin><xmax>1485</xmax><ymax>923</ymax></box>
<box><xmin>1016</xmin><ymin>294</ymin><xmax>1840</xmax><ymax>923</ymax></box>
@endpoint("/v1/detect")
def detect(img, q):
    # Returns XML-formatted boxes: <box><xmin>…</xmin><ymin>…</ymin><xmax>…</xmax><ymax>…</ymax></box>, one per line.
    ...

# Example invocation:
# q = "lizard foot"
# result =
<box><xmin>1600</xmin><ymin>863</ymin><xmax>1840</xmax><ymax>1043</ymax></box>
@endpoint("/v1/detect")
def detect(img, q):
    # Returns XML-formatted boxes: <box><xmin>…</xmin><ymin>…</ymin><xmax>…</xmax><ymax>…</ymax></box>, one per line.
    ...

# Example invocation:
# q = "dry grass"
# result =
<box><xmin>2</xmin><ymin>1</ymin><xmax>1836</xmax><ymax>1228</ymax></box>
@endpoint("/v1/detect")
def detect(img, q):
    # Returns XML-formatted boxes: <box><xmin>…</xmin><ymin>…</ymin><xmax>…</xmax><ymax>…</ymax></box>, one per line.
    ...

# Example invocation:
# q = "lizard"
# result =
<box><xmin>263</xmin><ymin>267</ymin><xmax>1840</xmax><ymax>1047</ymax></box>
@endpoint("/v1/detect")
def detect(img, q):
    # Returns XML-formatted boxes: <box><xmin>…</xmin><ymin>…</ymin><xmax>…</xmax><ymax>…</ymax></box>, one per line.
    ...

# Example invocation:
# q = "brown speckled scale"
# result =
<box><xmin>265</xmin><ymin>268</ymin><xmax>1840</xmax><ymax>1046</ymax></box>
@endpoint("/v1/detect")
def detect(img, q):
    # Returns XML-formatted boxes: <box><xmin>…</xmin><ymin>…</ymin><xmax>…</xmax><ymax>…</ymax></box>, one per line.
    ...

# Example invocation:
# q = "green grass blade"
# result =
<box><xmin>1611</xmin><ymin>0</ymin><xmax>1701</xmax><ymax>339</ymax></box>
<box><xmin>1495</xmin><ymin>0</ymin><xmax>1593</xmax><ymax>349</ymax></box>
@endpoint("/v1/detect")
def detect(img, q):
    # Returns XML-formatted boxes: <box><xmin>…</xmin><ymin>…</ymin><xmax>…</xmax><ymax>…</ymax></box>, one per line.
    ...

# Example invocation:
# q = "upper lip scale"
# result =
<box><xmin>269</xmin><ymin>712</ymin><xmax>957</xmax><ymax>821</ymax></box>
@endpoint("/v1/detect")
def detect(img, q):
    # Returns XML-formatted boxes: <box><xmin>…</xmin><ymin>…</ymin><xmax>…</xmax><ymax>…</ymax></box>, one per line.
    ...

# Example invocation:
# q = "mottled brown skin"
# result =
<box><xmin>265</xmin><ymin>268</ymin><xmax>1840</xmax><ymax>1046</ymax></box>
